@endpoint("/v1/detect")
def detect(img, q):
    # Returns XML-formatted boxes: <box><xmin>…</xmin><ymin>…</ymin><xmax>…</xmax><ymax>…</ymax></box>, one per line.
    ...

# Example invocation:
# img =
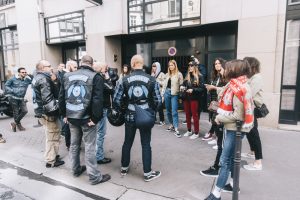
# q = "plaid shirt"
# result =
<box><xmin>113</xmin><ymin>71</ymin><xmax>162</xmax><ymax>110</ymax></box>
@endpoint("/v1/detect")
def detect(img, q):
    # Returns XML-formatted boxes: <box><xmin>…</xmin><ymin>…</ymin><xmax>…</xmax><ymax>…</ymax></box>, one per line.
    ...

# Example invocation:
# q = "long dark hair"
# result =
<box><xmin>243</xmin><ymin>57</ymin><xmax>260</xmax><ymax>77</ymax></box>
<box><xmin>121</xmin><ymin>64</ymin><xmax>131</xmax><ymax>76</ymax></box>
<box><xmin>211</xmin><ymin>57</ymin><xmax>226</xmax><ymax>82</ymax></box>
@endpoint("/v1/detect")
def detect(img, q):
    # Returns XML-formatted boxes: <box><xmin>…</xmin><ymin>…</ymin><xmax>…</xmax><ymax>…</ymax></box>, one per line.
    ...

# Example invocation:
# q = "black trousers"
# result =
<box><xmin>246</xmin><ymin>117</ymin><xmax>263</xmax><ymax>160</ymax></box>
<box><xmin>213</xmin><ymin>124</ymin><xmax>224</xmax><ymax>169</ymax></box>
<box><xmin>156</xmin><ymin>106</ymin><xmax>164</xmax><ymax>122</ymax></box>
<box><xmin>10</xmin><ymin>98</ymin><xmax>28</xmax><ymax>124</ymax></box>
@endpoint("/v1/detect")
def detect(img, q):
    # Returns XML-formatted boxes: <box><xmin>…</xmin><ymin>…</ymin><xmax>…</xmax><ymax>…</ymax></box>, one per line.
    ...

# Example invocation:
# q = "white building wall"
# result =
<box><xmin>85</xmin><ymin>0</ymin><xmax>127</xmax><ymax>69</ymax></box>
<box><xmin>15</xmin><ymin>0</ymin><xmax>43</xmax><ymax>73</ymax></box>
<box><xmin>42</xmin><ymin>0</ymin><xmax>92</xmax><ymax>18</ymax></box>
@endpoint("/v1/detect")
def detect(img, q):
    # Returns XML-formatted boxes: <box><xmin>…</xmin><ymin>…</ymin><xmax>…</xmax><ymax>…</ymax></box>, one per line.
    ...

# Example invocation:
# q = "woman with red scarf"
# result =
<box><xmin>205</xmin><ymin>60</ymin><xmax>254</xmax><ymax>200</ymax></box>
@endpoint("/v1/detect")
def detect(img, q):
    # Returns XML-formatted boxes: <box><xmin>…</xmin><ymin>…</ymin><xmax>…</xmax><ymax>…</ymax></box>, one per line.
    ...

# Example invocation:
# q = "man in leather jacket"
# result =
<box><xmin>113</xmin><ymin>54</ymin><xmax>162</xmax><ymax>182</ymax></box>
<box><xmin>93</xmin><ymin>62</ymin><xmax>114</xmax><ymax>165</ymax></box>
<box><xmin>59</xmin><ymin>55</ymin><xmax>111</xmax><ymax>185</ymax></box>
<box><xmin>33</xmin><ymin>60</ymin><xmax>65</xmax><ymax>168</ymax></box>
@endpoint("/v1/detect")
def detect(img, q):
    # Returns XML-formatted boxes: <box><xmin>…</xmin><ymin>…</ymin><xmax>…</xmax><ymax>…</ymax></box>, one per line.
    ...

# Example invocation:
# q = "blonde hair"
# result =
<box><xmin>93</xmin><ymin>61</ymin><xmax>107</xmax><ymax>73</ymax></box>
<box><xmin>168</xmin><ymin>60</ymin><xmax>179</xmax><ymax>76</ymax></box>
<box><xmin>131</xmin><ymin>54</ymin><xmax>144</xmax><ymax>69</ymax></box>
<box><xmin>185</xmin><ymin>65</ymin><xmax>200</xmax><ymax>85</ymax></box>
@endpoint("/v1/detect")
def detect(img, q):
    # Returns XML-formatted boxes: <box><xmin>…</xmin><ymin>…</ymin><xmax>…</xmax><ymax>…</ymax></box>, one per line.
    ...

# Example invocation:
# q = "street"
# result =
<box><xmin>0</xmin><ymin>103</ymin><xmax>300</xmax><ymax>200</ymax></box>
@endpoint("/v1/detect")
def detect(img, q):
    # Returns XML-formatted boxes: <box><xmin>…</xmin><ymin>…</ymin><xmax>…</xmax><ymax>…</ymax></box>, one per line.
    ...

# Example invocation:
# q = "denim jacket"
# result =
<box><xmin>5</xmin><ymin>75</ymin><xmax>32</xmax><ymax>100</ymax></box>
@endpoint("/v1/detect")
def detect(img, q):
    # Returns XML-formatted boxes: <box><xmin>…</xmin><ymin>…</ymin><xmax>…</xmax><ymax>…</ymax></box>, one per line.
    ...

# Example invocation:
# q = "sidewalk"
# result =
<box><xmin>0</xmin><ymin>105</ymin><xmax>299</xmax><ymax>200</ymax></box>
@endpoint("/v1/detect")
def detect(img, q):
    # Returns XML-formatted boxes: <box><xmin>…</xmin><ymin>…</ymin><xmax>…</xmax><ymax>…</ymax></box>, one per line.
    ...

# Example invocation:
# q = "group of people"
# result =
<box><xmin>2</xmin><ymin>53</ymin><xmax>266</xmax><ymax>198</ymax></box>
<box><xmin>118</xmin><ymin>55</ymin><xmax>265</xmax><ymax>200</ymax></box>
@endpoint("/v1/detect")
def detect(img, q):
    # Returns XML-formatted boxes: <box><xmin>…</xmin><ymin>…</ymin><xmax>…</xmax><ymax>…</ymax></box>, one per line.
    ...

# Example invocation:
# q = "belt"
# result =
<box><xmin>128</xmin><ymin>103</ymin><xmax>149</xmax><ymax>111</ymax></box>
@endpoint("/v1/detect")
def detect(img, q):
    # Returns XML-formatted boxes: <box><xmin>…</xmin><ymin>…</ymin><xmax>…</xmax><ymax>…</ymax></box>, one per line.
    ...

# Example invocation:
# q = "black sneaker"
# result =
<box><xmin>97</xmin><ymin>157</ymin><xmax>112</xmax><ymax>164</ymax></box>
<box><xmin>222</xmin><ymin>183</ymin><xmax>240</xmax><ymax>193</ymax></box>
<box><xmin>73</xmin><ymin>165</ymin><xmax>87</xmax><ymax>177</ymax></box>
<box><xmin>174</xmin><ymin>130</ymin><xmax>182</xmax><ymax>138</ymax></box>
<box><xmin>144</xmin><ymin>171</ymin><xmax>161</xmax><ymax>182</ymax></box>
<box><xmin>200</xmin><ymin>166</ymin><xmax>219</xmax><ymax>177</ymax></box>
<box><xmin>46</xmin><ymin>160</ymin><xmax>65</xmax><ymax>168</ymax></box>
<box><xmin>121</xmin><ymin>167</ymin><xmax>129</xmax><ymax>176</ymax></box>
<box><xmin>10</xmin><ymin>122</ymin><xmax>16</xmax><ymax>132</ymax></box>
<box><xmin>91</xmin><ymin>174</ymin><xmax>111</xmax><ymax>185</ymax></box>
<box><xmin>204</xmin><ymin>193</ymin><xmax>221</xmax><ymax>200</ymax></box>
<box><xmin>182</xmin><ymin>120</ymin><xmax>187</xmax><ymax>125</ymax></box>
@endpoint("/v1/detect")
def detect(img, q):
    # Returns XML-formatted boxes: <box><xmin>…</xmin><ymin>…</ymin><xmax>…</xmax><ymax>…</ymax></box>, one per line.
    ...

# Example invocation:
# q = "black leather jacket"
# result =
<box><xmin>181</xmin><ymin>74</ymin><xmax>205</xmax><ymax>101</ymax></box>
<box><xmin>100</xmin><ymin>73</ymin><xmax>114</xmax><ymax>109</ymax></box>
<box><xmin>59</xmin><ymin>65</ymin><xmax>104</xmax><ymax>124</ymax></box>
<box><xmin>33</xmin><ymin>71</ymin><xmax>59</xmax><ymax>116</ymax></box>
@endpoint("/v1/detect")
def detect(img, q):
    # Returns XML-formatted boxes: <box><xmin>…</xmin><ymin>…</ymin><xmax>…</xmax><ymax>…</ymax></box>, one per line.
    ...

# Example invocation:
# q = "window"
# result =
<box><xmin>45</xmin><ymin>11</ymin><xmax>84</xmax><ymax>44</ymax></box>
<box><xmin>0</xmin><ymin>0</ymin><xmax>15</xmax><ymax>7</ymax></box>
<box><xmin>1</xmin><ymin>28</ymin><xmax>20</xmax><ymax>81</ymax></box>
<box><xmin>169</xmin><ymin>0</ymin><xmax>180</xmax><ymax>17</ymax></box>
<box><xmin>128</xmin><ymin>0</ymin><xmax>201</xmax><ymax>33</ymax></box>
<box><xmin>288</xmin><ymin>0</ymin><xmax>300</xmax><ymax>5</ymax></box>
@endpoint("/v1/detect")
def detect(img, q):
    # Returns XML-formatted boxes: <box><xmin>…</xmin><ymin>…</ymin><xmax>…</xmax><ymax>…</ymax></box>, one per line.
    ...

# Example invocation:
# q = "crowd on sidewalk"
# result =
<box><xmin>1</xmin><ymin>53</ymin><xmax>268</xmax><ymax>199</ymax></box>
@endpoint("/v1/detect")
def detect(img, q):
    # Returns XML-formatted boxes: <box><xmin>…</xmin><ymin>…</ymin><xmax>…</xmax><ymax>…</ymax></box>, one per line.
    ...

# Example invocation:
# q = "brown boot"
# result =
<box><xmin>17</xmin><ymin>123</ymin><xmax>25</xmax><ymax>131</ymax></box>
<box><xmin>10</xmin><ymin>122</ymin><xmax>16</xmax><ymax>132</ymax></box>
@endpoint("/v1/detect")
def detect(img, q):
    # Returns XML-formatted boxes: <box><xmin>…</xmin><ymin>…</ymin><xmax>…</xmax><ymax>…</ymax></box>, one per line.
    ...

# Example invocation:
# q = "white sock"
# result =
<box><xmin>230</xmin><ymin>178</ymin><xmax>233</xmax><ymax>187</ymax></box>
<box><xmin>212</xmin><ymin>185</ymin><xmax>221</xmax><ymax>198</ymax></box>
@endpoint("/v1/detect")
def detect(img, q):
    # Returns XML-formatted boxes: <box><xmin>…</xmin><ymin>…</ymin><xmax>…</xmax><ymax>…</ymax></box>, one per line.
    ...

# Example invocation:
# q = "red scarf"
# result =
<box><xmin>218</xmin><ymin>75</ymin><xmax>254</xmax><ymax>128</ymax></box>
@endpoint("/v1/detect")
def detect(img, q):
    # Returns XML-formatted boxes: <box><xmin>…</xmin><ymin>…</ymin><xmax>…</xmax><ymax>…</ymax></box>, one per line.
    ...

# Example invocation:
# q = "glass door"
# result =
<box><xmin>279</xmin><ymin>19</ymin><xmax>300</xmax><ymax>124</ymax></box>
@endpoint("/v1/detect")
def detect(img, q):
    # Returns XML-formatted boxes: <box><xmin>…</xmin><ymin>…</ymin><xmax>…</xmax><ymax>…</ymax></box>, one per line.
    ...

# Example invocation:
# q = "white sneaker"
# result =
<box><xmin>202</xmin><ymin>132</ymin><xmax>213</xmax><ymax>141</ymax></box>
<box><xmin>212</xmin><ymin>145</ymin><xmax>218</xmax><ymax>150</ymax></box>
<box><xmin>183</xmin><ymin>131</ymin><xmax>193</xmax><ymax>137</ymax></box>
<box><xmin>189</xmin><ymin>133</ymin><xmax>199</xmax><ymax>140</ymax></box>
<box><xmin>208</xmin><ymin>139</ymin><xmax>217</xmax><ymax>145</ymax></box>
<box><xmin>243</xmin><ymin>163</ymin><xmax>262</xmax><ymax>171</ymax></box>
<box><xmin>159</xmin><ymin>121</ymin><xmax>165</xmax><ymax>126</ymax></box>
<box><xmin>241</xmin><ymin>152</ymin><xmax>255</xmax><ymax>159</ymax></box>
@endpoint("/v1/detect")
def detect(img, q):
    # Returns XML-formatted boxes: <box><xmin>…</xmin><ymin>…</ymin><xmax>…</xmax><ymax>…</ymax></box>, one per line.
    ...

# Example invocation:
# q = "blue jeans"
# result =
<box><xmin>216</xmin><ymin>129</ymin><xmax>245</xmax><ymax>189</ymax></box>
<box><xmin>164</xmin><ymin>88</ymin><xmax>179</xmax><ymax>129</ymax></box>
<box><xmin>69</xmin><ymin>122</ymin><xmax>102</xmax><ymax>184</ymax></box>
<box><xmin>122</xmin><ymin>113</ymin><xmax>152</xmax><ymax>173</ymax></box>
<box><xmin>96</xmin><ymin>109</ymin><xmax>107</xmax><ymax>161</ymax></box>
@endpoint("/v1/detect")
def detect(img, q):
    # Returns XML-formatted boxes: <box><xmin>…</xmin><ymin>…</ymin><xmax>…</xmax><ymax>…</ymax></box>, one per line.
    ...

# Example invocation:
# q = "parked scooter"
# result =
<box><xmin>0</xmin><ymin>89</ymin><xmax>13</xmax><ymax>117</ymax></box>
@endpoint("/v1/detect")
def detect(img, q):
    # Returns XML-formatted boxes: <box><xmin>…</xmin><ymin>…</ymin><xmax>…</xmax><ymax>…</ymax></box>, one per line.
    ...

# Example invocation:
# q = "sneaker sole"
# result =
<box><xmin>222</xmin><ymin>189</ymin><xmax>240</xmax><ymax>194</ymax></box>
<box><xmin>199</xmin><ymin>171</ymin><xmax>218</xmax><ymax>178</ymax></box>
<box><xmin>174</xmin><ymin>132</ymin><xmax>182</xmax><ymax>138</ymax></box>
<box><xmin>144</xmin><ymin>172</ymin><xmax>161</xmax><ymax>182</ymax></box>
<box><xmin>201</xmin><ymin>137</ymin><xmax>213</xmax><ymax>141</ymax></box>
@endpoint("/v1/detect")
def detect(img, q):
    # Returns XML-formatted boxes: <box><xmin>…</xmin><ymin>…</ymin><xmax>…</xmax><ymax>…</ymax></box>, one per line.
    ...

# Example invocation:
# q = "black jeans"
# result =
<box><xmin>246</xmin><ymin>117</ymin><xmax>263</xmax><ymax>160</ymax></box>
<box><xmin>157</xmin><ymin>106</ymin><xmax>164</xmax><ymax>122</ymax></box>
<box><xmin>122</xmin><ymin>121</ymin><xmax>152</xmax><ymax>174</ymax></box>
<box><xmin>60</xmin><ymin>117</ymin><xmax>71</xmax><ymax>148</ymax></box>
<box><xmin>213</xmin><ymin>124</ymin><xmax>224</xmax><ymax>169</ymax></box>
<box><xmin>10</xmin><ymin>98</ymin><xmax>28</xmax><ymax>124</ymax></box>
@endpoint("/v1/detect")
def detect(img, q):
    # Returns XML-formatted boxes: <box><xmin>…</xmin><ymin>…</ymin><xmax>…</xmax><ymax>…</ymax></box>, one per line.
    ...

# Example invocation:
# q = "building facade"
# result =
<box><xmin>0</xmin><ymin>0</ymin><xmax>298</xmax><ymax>128</ymax></box>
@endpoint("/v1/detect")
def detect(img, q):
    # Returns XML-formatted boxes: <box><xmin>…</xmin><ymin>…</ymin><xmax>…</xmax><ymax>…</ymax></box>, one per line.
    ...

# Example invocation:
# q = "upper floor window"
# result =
<box><xmin>288</xmin><ymin>0</ymin><xmax>300</xmax><ymax>5</ymax></box>
<box><xmin>45</xmin><ymin>11</ymin><xmax>85</xmax><ymax>44</ymax></box>
<box><xmin>0</xmin><ymin>0</ymin><xmax>15</xmax><ymax>7</ymax></box>
<box><xmin>128</xmin><ymin>0</ymin><xmax>201</xmax><ymax>33</ymax></box>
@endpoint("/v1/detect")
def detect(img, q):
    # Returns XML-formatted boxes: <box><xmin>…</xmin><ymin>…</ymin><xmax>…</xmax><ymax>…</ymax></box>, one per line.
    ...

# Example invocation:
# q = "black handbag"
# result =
<box><xmin>254</xmin><ymin>103</ymin><xmax>269</xmax><ymax>118</ymax></box>
<box><xmin>134</xmin><ymin>105</ymin><xmax>155</xmax><ymax>130</ymax></box>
